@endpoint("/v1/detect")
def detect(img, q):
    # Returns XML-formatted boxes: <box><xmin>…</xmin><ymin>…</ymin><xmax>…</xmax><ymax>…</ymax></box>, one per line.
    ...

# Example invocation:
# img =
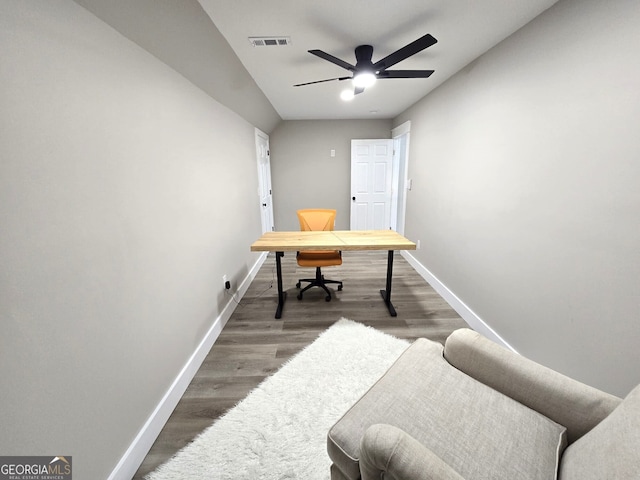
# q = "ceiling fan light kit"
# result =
<box><xmin>294</xmin><ymin>33</ymin><xmax>437</xmax><ymax>99</ymax></box>
<box><xmin>352</xmin><ymin>71</ymin><xmax>376</xmax><ymax>89</ymax></box>
<box><xmin>340</xmin><ymin>89</ymin><xmax>355</xmax><ymax>101</ymax></box>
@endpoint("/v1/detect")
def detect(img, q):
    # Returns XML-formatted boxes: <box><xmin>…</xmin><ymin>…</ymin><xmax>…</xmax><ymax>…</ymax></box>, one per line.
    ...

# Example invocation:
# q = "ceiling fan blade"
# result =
<box><xmin>372</xmin><ymin>34</ymin><xmax>437</xmax><ymax>71</ymax></box>
<box><xmin>377</xmin><ymin>70</ymin><xmax>435</xmax><ymax>79</ymax></box>
<box><xmin>308</xmin><ymin>49</ymin><xmax>355</xmax><ymax>71</ymax></box>
<box><xmin>294</xmin><ymin>76</ymin><xmax>350</xmax><ymax>87</ymax></box>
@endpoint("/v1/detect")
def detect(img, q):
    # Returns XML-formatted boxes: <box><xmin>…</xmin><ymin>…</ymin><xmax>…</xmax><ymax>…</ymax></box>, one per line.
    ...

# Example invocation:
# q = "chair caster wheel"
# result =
<box><xmin>325</xmin><ymin>295</ymin><xmax>331</xmax><ymax>302</ymax></box>
<box><xmin>297</xmin><ymin>293</ymin><xmax>303</xmax><ymax>300</ymax></box>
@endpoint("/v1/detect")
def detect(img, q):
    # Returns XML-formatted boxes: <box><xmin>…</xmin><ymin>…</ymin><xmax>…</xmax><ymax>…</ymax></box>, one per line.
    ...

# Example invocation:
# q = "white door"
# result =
<box><xmin>350</xmin><ymin>139</ymin><xmax>394</xmax><ymax>230</ymax></box>
<box><xmin>255</xmin><ymin>129</ymin><xmax>274</xmax><ymax>233</ymax></box>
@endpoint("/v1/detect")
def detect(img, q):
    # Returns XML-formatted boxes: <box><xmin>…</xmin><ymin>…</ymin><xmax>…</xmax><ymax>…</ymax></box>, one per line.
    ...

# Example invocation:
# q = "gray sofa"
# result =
<box><xmin>327</xmin><ymin>328</ymin><xmax>640</xmax><ymax>480</ymax></box>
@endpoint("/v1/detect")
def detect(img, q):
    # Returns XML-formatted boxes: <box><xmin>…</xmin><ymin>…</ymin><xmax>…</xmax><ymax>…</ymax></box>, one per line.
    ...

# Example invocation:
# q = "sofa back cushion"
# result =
<box><xmin>559</xmin><ymin>384</ymin><xmax>640</xmax><ymax>480</ymax></box>
<box><xmin>444</xmin><ymin>329</ymin><xmax>622</xmax><ymax>443</ymax></box>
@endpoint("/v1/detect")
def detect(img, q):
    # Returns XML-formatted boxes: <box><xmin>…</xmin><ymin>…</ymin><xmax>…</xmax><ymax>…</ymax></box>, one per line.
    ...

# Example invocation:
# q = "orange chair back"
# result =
<box><xmin>297</xmin><ymin>209</ymin><xmax>336</xmax><ymax>232</ymax></box>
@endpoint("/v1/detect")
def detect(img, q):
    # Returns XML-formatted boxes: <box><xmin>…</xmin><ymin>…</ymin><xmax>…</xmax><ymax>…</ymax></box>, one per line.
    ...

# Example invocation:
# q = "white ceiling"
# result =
<box><xmin>198</xmin><ymin>0</ymin><xmax>559</xmax><ymax>120</ymax></box>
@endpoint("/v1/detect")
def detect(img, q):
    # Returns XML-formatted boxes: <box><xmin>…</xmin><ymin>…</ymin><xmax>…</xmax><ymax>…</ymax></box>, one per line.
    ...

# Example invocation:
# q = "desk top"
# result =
<box><xmin>250</xmin><ymin>230</ymin><xmax>416</xmax><ymax>252</ymax></box>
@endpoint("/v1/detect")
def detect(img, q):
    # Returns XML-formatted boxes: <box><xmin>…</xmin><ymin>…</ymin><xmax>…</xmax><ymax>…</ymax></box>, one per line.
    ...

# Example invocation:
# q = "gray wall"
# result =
<box><xmin>270</xmin><ymin>120</ymin><xmax>392</xmax><ymax>231</ymax></box>
<box><xmin>0</xmin><ymin>0</ymin><xmax>271</xmax><ymax>477</ymax></box>
<box><xmin>394</xmin><ymin>0</ymin><xmax>640</xmax><ymax>396</ymax></box>
<box><xmin>74</xmin><ymin>0</ymin><xmax>282</xmax><ymax>134</ymax></box>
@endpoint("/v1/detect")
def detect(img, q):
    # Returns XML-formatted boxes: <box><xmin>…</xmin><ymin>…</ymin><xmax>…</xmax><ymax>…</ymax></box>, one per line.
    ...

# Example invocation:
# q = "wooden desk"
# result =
<box><xmin>251</xmin><ymin>230</ymin><xmax>416</xmax><ymax>318</ymax></box>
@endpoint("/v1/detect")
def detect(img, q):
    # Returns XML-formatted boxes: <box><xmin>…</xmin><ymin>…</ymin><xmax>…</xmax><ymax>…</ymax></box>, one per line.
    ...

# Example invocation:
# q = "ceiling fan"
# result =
<box><xmin>294</xmin><ymin>33</ymin><xmax>437</xmax><ymax>97</ymax></box>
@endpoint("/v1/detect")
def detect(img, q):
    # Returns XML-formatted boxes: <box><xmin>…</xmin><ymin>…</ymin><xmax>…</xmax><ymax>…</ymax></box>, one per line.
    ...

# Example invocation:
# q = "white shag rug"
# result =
<box><xmin>147</xmin><ymin>318</ymin><xmax>410</xmax><ymax>480</ymax></box>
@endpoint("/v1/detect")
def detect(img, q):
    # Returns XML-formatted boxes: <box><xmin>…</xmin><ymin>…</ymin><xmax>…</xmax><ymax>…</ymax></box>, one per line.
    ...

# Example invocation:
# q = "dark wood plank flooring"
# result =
<box><xmin>133</xmin><ymin>250</ymin><xmax>468</xmax><ymax>478</ymax></box>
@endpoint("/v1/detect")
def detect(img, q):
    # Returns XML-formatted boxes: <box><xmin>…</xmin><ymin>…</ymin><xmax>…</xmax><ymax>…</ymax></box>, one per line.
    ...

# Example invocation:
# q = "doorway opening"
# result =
<box><xmin>255</xmin><ymin>128</ymin><xmax>274</xmax><ymax>233</ymax></box>
<box><xmin>391</xmin><ymin>121</ymin><xmax>411</xmax><ymax>235</ymax></box>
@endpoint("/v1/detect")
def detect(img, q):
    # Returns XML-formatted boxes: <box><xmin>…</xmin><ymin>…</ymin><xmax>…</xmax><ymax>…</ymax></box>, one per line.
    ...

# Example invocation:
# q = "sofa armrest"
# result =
<box><xmin>444</xmin><ymin>328</ymin><xmax>622</xmax><ymax>443</ymax></box>
<box><xmin>360</xmin><ymin>424</ymin><xmax>464</xmax><ymax>480</ymax></box>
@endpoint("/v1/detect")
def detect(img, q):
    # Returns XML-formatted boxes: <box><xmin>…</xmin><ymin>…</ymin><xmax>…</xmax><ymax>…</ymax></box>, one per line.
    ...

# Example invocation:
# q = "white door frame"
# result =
<box><xmin>255</xmin><ymin>128</ymin><xmax>274</xmax><ymax>233</ymax></box>
<box><xmin>391</xmin><ymin>121</ymin><xmax>411</xmax><ymax>235</ymax></box>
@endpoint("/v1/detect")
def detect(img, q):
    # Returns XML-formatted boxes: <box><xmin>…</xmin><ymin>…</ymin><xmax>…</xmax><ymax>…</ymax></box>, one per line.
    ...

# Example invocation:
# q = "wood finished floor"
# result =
<box><xmin>133</xmin><ymin>250</ymin><xmax>468</xmax><ymax>478</ymax></box>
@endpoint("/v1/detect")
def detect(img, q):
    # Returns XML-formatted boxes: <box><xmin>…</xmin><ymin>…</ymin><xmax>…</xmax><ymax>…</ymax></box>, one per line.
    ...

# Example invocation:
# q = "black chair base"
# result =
<box><xmin>296</xmin><ymin>266</ymin><xmax>343</xmax><ymax>302</ymax></box>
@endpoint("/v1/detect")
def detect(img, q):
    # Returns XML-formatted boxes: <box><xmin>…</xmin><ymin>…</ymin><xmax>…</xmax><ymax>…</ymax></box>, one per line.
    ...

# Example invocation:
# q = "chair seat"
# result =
<box><xmin>328</xmin><ymin>338</ymin><xmax>567</xmax><ymax>480</ymax></box>
<box><xmin>296</xmin><ymin>251</ymin><xmax>342</xmax><ymax>267</ymax></box>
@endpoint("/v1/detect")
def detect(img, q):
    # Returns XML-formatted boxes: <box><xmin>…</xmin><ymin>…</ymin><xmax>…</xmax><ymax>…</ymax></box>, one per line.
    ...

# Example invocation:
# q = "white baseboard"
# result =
<box><xmin>109</xmin><ymin>252</ymin><xmax>269</xmax><ymax>480</ymax></box>
<box><xmin>400</xmin><ymin>251</ymin><xmax>517</xmax><ymax>353</ymax></box>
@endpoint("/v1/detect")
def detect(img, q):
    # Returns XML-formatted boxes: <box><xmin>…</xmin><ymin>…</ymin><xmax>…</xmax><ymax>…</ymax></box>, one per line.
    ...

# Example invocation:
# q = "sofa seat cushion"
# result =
<box><xmin>559</xmin><ymin>383</ymin><xmax>640</xmax><ymax>480</ymax></box>
<box><xmin>328</xmin><ymin>338</ymin><xmax>567</xmax><ymax>480</ymax></box>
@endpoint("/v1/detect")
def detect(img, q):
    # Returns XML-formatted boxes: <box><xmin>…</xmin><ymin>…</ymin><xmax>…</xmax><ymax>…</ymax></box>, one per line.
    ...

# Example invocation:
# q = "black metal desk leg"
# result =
<box><xmin>274</xmin><ymin>251</ymin><xmax>286</xmax><ymax>319</ymax></box>
<box><xmin>379</xmin><ymin>250</ymin><xmax>397</xmax><ymax>317</ymax></box>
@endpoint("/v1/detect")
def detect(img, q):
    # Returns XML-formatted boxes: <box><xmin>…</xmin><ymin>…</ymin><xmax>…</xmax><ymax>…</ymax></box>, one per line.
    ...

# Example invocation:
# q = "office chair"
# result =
<box><xmin>296</xmin><ymin>209</ymin><xmax>343</xmax><ymax>302</ymax></box>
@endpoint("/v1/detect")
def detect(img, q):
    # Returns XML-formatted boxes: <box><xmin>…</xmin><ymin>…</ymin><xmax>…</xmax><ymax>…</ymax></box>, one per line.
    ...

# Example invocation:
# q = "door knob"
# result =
<box><xmin>262</xmin><ymin>203</ymin><xmax>267</xmax><ymax>207</ymax></box>
<box><xmin>352</xmin><ymin>196</ymin><xmax>356</xmax><ymax>201</ymax></box>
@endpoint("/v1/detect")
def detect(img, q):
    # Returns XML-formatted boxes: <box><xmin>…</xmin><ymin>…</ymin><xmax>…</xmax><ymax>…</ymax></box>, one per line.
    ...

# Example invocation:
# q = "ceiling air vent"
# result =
<box><xmin>248</xmin><ymin>36</ymin><xmax>291</xmax><ymax>47</ymax></box>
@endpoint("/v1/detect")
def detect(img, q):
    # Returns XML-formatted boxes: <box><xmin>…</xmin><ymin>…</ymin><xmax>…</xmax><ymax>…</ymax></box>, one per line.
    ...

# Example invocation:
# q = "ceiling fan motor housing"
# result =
<box><xmin>354</xmin><ymin>45</ymin><xmax>375</xmax><ymax>73</ymax></box>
